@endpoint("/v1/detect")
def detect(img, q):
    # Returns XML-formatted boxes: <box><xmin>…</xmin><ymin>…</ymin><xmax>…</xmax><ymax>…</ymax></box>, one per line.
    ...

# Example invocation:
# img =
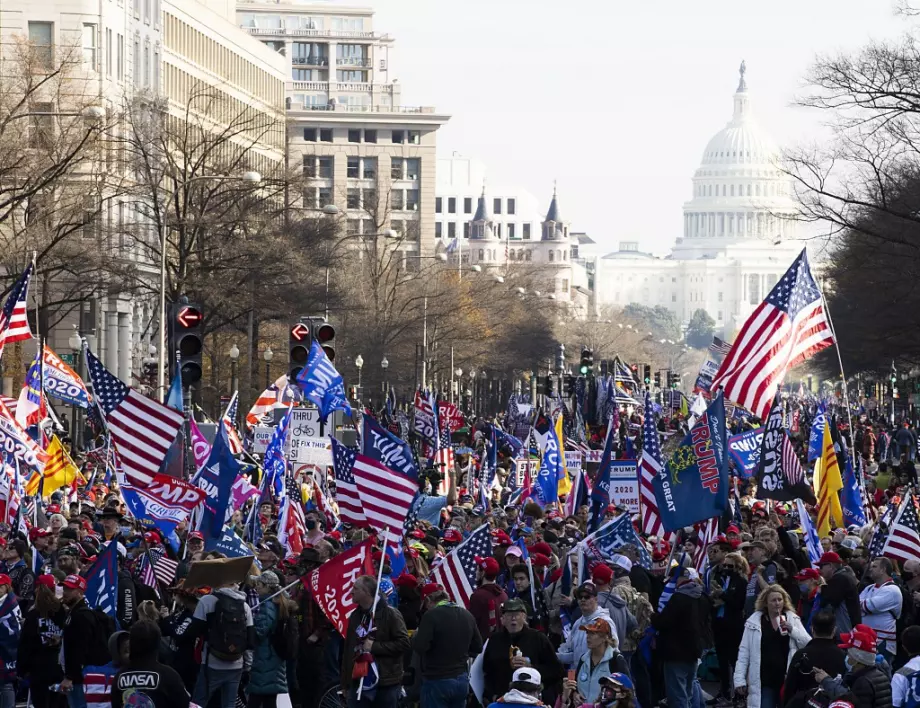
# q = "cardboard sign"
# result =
<box><xmin>513</xmin><ymin>459</ymin><xmax>539</xmax><ymax>487</ymax></box>
<box><xmin>183</xmin><ymin>556</ymin><xmax>256</xmax><ymax>590</ymax></box>
<box><xmin>252</xmin><ymin>426</ymin><xmax>273</xmax><ymax>455</ymax></box>
<box><xmin>564</xmin><ymin>451</ymin><xmax>583</xmax><ymax>471</ymax></box>
<box><xmin>608</xmin><ymin>460</ymin><xmax>640</xmax><ymax>513</ymax></box>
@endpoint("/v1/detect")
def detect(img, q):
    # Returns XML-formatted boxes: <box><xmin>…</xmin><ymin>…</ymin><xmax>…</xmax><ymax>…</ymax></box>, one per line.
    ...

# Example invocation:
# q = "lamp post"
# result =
<box><xmin>263</xmin><ymin>347</ymin><xmax>273</xmax><ymax>389</ymax></box>
<box><xmin>68</xmin><ymin>326</ymin><xmax>82</xmax><ymax>450</ymax></box>
<box><xmin>381</xmin><ymin>356</ymin><xmax>389</xmax><ymax>403</ymax></box>
<box><xmin>229</xmin><ymin>342</ymin><xmax>240</xmax><ymax>400</ymax></box>
<box><xmin>355</xmin><ymin>354</ymin><xmax>364</xmax><ymax>394</ymax></box>
<box><xmin>454</xmin><ymin>367</ymin><xmax>463</xmax><ymax>407</ymax></box>
<box><xmin>157</xmin><ymin>170</ymin><xmax>262</xmax><ymax>399</ymax></box>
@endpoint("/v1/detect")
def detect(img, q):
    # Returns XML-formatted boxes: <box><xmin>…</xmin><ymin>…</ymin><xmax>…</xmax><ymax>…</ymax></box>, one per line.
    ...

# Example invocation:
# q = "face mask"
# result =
<box><xmin>799</xmin><ymin>583</ymin><xmax>810</xmax><ymax>593</ymax></box>
<box><xmin>305</xmin><ymin>520</ymin><xmax>316</xmax><ymax>531</ymax></box>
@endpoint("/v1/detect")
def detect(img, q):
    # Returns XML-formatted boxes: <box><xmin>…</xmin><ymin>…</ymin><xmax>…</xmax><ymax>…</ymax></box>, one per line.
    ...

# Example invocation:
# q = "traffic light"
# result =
<box><xmin>563</xmin><ymin>375</ymin><xmax>576</xmax><ymax>395</ymax></box>
<box><xmin>289</xmin><ymin>321</ymin><xmax>311</xmax><ymax>380</ymax></box>
<box><xmin>536</xmin><ymin>374</ymin><xmax>556</xmax><ymax>396</ymax></box>
<box><xmin>643</xmin><ymin>364</ymin><xmax>651</xmax><ymax>385</ymax></box>
<box><xmin>169</xmin><ymin>298</ymin><xmax>204</xmax><ymax>386</ymax></box>
<box><xmin>313</xmin><ymin>321</ymin><xmax>336</xmax><ymax>363</ymax></box>
<box><xmin>579</xmin><ymin>348</ymin><xmax>594</xmax><ymax>376</ymax></box>
<box><xmin>668</xmin><ymin>371</ymin><xmax>681</xmax><ymax>389</ymax></box>
<box><xmin>654</xmin><ymin>371</ymin><xmax>661</xmax><ymax>388</ymax></box>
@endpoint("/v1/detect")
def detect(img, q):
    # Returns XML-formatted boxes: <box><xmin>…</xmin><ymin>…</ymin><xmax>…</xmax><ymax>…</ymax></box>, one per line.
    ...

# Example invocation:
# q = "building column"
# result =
<box><xmin>106</xmin><ymin>309</ymin><xmax>118</xmax><ymax>375</ymax></box>
<box><xmin>118</xmin><ymin>312</ymin><xmax>131</xmax><ymax>383</ymax></box>
<box><xmin>328</xmin><ymin>41</ymin><xmax>338</xmax><ymax>87</ymax></box>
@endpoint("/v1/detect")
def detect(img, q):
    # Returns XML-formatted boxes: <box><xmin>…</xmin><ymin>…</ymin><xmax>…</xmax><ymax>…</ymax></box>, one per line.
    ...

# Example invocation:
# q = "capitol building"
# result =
<box><xmin>594</xmin><ymin>63</ymin><xmax>804</xmax><ymax>339</ymax></box>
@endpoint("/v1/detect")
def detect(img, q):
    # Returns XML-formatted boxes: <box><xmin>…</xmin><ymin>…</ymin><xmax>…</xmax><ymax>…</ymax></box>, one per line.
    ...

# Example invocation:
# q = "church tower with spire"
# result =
<box><xmin>541</xmin><ymin>184</ymin><xmax>568</xmax><ymax>241</ymax></box>
<box><xmin>470</xmin><ymin>186</ymin><xmax>496</xmax><ymax>241</ymax></box>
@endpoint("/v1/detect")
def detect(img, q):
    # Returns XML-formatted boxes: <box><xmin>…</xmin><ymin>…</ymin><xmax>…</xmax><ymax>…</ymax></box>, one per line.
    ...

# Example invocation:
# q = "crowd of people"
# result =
<box><xmin>3</xmin><ymin>402</ymin><xmax>920</xmax><ymax>708</ymax></box>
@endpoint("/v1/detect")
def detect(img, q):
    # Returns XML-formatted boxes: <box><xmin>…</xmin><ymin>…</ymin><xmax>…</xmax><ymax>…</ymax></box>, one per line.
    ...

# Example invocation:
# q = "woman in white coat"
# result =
<box><xmin>733</xmin><ymin>584</ymin><xmax>810</xmax><ymax>708</ymax></box>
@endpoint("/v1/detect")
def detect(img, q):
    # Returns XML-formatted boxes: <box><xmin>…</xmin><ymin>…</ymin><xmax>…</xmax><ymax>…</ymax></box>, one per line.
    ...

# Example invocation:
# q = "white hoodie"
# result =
<box><xmin>556</xmin><ymin>606</ymin><xmax>618</xmax><ymax>668</ymax></box>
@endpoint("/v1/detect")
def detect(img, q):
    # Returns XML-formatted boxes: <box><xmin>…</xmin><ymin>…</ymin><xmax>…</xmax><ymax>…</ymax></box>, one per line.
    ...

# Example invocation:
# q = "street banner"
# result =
<box><xmin>694</xmin><ymin>337</ymin><xmax>732</xmax><ymax>397</ymax></box>
<box><xmin>307</xmin><ymin>537</ymin><xmax>375</xmax><ymax>637</ymax></box>
<box><xmin>728</xmin><ymin>427</ymin><xmax>765</xmax><ymax>479</ymax></box>
<box><xmin>653</xmin><ymin>393</ymin><xmax>729</xmax><ymax>531</ymax></box>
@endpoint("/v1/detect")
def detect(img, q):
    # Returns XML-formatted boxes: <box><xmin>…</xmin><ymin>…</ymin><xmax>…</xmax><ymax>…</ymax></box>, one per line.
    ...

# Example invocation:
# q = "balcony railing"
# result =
<box><xmin>289</xmin><ymin>81</ymin><xmax>393</xmax><ymax>94</ymax></box>
<box><xmin>292</xmin><ymin>56</ymin><xmax>329</xmax><ymax>66</ymax></box>
<box><xmin>243</xmin><ymin>27</ymin><xmax>384</xmax><ymax>40</ymax></box>
<box><xmin>336</xmin><ymin>57</ymin><xmax>373</xmax><ymax>68</ymax></box>
<box><xmin>298</xmin><ymin>104</ymin><xmax>437</xmax><ymax>114</ymax></box>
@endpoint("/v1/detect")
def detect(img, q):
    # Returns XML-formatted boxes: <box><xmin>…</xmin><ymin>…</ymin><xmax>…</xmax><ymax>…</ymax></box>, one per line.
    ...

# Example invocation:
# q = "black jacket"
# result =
<box><xmin>159</xmin><ymin>609</ymin><xmax>198</xmax><ymax>691</ymax></box>
<box><xmin>7</xmin><ymin>561</ymin><xmax>34</xmax><ymax>610</ymax></box>
<box><xmin>117</xmin><ymin>568</ymin><xmax>136</xmax><ymax>628</ymax></box>
<box><xmin>111</xmin><ymin>655</ymin><xmax>190</xmax><ymax>708</ymax></box>
<box><xmin>652</xmin><ymin>583</ymin><xmax>707</xmax><ymax>662</ymax></box>
<box><xmin>483</xmin><ymin>626</ymin><xmax>563</xmax><ymax>703</ymax></box>
<box><xmin>63</xmin><ymin>599</ymin><xmax>98</xmax><ymax>683</ymax></box>
<box><xmin>412</xmin><ymin>602</ymin><xmax>482</xmax><ymax>679</ymax></box>
<box><xmin>820</xmin><ymin>566</ymin><xmax>862</xmax><ymax>632</ymax></box>
<box><xmin>823</xmin><ymin>664</ymin><xmax>893</xmax><ymax>708</ymax></box>
<box><xmin>341</xmin><ymin>599</ymin><xmax>410</xmax><ymax>690</ymax></box>
<box><xmin>17</xmin><ymin>606</ymin><xmax>66</xmax><ymax>684</ymax></box>
<box><xmin>710</xmin><ymin>568</ymin><xmax>747</xmax><ymax>648</ymax></box>
<box><xmin>783</xmin><ymin>638</ymin><xmax>847</xmax><ymax>701</ymax></box>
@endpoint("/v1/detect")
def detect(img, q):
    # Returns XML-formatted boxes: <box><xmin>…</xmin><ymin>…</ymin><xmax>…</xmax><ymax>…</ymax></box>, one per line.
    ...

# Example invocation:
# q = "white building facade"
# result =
<box><xmin>595</xmin><ymin>63</ymin><xmax>804</xmax><ymax>338</ymax></box>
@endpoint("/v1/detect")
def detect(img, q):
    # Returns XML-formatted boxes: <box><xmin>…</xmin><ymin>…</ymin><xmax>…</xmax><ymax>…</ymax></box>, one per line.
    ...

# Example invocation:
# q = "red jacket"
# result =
<box><xmin>468</xmin><ymin>583</ymin><xmax>508</xmax><ymax>640</ymax></box>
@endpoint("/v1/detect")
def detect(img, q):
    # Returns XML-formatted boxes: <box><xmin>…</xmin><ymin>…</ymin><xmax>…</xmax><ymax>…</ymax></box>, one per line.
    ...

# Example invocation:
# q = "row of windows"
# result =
<box><xmin>302</xmin><ymin>156</ymin><xmax>420</xmax><ymax>181</ymax></box>
<box><xmin>696</xmin><ymin>182</ymin><xmax>786</xmax><ymax>198</ymax></box>
<box><xmin>436</xmin><ymin>196</ymin><xmax>516</xmax><ymax>216</ymax></box>
<box><xmin>302</xmin><ymin>127</ymin><xmax>421</xmax><ymax>144</ymax></box>
<box><xmin>435</xmin><ymin>222</ymin><xmax>533</xmax><ymax>240</ymax></box>
<box><xmin>163</xmin><ymin>13</ymin><xmax>284</xmax><ymax>109</ymax></box>
<box><xmin>238</xmin><ymin>14</ymin><xmax>365</xmax><ymax>33</ymax></box>
<box><xmin>292</xmin><ymin>69</ymin><xmax>369</xmax><ymax>82</ymax></box>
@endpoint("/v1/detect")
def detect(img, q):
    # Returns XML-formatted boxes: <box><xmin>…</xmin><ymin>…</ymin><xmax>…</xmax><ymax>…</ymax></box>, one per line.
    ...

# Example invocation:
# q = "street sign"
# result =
<box><xmin>286</xmin><ymin>408</ymin><xmax>333</xmax><ymax>467</ymax></box>
<box><xmin>60</xmin><ymin>353</ymin><xmax>76</xmax><ymax>366</ymax></box>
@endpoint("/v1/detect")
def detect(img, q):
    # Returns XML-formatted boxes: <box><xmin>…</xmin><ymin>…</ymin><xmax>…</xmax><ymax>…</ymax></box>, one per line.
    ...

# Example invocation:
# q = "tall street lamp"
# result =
<box><xmin>355</xmin><ymin>354</ymin><xmax>364</xmax><ymax>391</ymax></box>
<box><xmin>263</xmin><ymin>347</ymin><xmax>273</xmax><ymax>389</ymax></box>
<box><xmin>68</xmin><ymin>326</ymin><xmax>82</xmax><ymax>450</ymax></box>
<box><xmin>157</xmin><ymin>170</ymin><xmax>262</xmax><ymax>399</ymax></box>
<box><xmin>229</xmin><ymin>342</ymin><xmax>240</xmax><ymax>397</ymax></box>
<box><xmin>381</xmin><ymin>355</ymin><xmax>389</xmax><ymax>401</ymax></box>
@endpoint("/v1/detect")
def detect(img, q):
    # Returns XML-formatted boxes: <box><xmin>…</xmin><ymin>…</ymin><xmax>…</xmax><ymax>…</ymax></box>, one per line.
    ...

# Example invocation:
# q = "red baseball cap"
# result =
<box><xmin>62</xmin><ymin>574</ymin><xmax>87</xmax><ymax>591</ymax></box>
<box><xmin>187</xmin><ymin>531</ymin><xmax>204</xmax><ymax>542</ymax></box>
<box><xmin>476</xmin><ymin>556</ymin><xmax>500</xmax><ymax>577</ymax></box>
<box><xmin>530</xmin><ymin>553</ymin><xmax>551</xmax><ymax>568</ymax></box>
<box><xmin>28</xmin><ymin>528</ymin><xmax>51</xmax><ymax>540</ymax></box>
<box><xmin>36</xmin><ymin>575</ymin><xmax>57</xmax><ymax>589</ymax></box>
<box><xmin>442</xmin><ymin>529</ymin><xmax>463</xmax><ymax>544</ymax></box>
<box><xmin>0</xmin><ymin>574</ymin><xmax>11</xmax><ymax>587</ymax></box>
<box><xmin>795</xmin><ymin>568</ymin><xmax>821</xmax><ymax>581</ymax></box>
<box><xmin>591</xmin><ymin>563</ymin><xmax>614</xmax><ymax>585</ymax></box>
<box><xmin>528</xmin><ymin>542</ymin><xmax>552</xmax><ymax>557</ymax></box>
<box><xmin>818</xmin><ymin>552</ymin><xmax>842</xmax><ymax>566</ymax></box>
<box><xmin>726</xmin><ymin>525</ymin><xmax>741</xmax><ymax>534</ymax></box>
<box><xmin>421</xmin><ymin>582</ymin><xmax>444</xmax><ymax>600</ymax></box>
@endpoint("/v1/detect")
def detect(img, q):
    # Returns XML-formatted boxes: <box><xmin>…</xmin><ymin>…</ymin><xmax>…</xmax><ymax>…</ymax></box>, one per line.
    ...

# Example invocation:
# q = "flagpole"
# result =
<box><xmin>358</xmin><ymin>528</ymin><xmax>390</xmax><ymax>701</ymax></box>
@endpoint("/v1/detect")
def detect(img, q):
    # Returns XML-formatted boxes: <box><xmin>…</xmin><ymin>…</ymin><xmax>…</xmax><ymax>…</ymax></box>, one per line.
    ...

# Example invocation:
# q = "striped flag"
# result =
<box><xmin>796</xmin><ymin>498</ymin><xmax>822</xmax><ymax>566</ymax></box>
<box><xmin>638</xmin><ymin>392</ymin><xmax>664</xmax><ymax>537</ymax></box>
<box><xmin>245</xmin><ymin>375</ymin><xmax>287</xmax><ymax>428</ymax></box>
<box><xmin>693</xmin><ymin>518</ymin><xmax>720</xmax><ymax>573</ymax></box>
<box><xmin>278</xmin><ymin>471</ymin><xmax>307</xmax><ymax>557</ymax></box>
<box><xmin>710</xmin><ymin>249</ymin><xmax>834</xmax><ymax>422</ymax></box>
<box><xmin>85</xmin><ymin>351</ymin><xmax>183</xmax><ymax>488</ymax></box>
<box><xmin>149</xmin><ymin>546</ymin><xmax>179</xmax><ymax>586</ymax></box>
<box><xmin>882</xmin><ymin>494</ymin><xmax>920</xmax><ymax>564</ymax></box>
<box><xmin>868</xmin><ymin>503</ymin><xmax>894</xmax><ymax>559</ymax></box>
<box><xmin>25</xmin><ymin>435</ymin><xmax>81</xmax><ymax>496</ymax></box>
<box><xmin>657</xmin><ymin>552</ymin><xmax>687</xmax><ymax>612</ymax></box>
<box><xmin>814</xmin><ymin>422</ymin><xmax>843</xmax><ymax>537</ymax></box>
<box><xmin>221</xmin><ymin>391</ymin><xmax>244</xmax><ymax>454</ymax></box>
<box><xmin>0</xmin><ymin>263</ymin><xmax>33</xmax><ymax>359</ymax></box>
<box><xmin>429</xmin><ymin>524</ymin><xmax>492</xmax><ymax>607</ymax></box>
<box><xmin>331</xmin><ymin>439</ymin><xmax>417</xmax><ymax>537</ymax></box>
<box><xmin>84</xmin><ymin>664</ymin><xmax>117</xmax><ymax>708</ymax></box>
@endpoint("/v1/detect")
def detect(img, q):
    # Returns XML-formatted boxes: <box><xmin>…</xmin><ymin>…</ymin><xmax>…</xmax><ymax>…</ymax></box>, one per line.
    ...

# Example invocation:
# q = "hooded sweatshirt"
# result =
<box><xmin>556</xmin><ymin>606</ymin><xmax>618</xmax><ymax>668</ymax></box>
<box><xmin>191</xmin><ymin>588</ymin><xmax>254</xmax><ymax>670</ymax></box>
<box><xmin>487</xmin><ymin>688</ymin><xmax>544</xmax><ymax>707</ymax></box>
<box><xmin>469</xmin><ymin>583</ymin><xmax>509</xmax><ymax>640</ymax></box>
<box><xmin>596</xmin><ymin>591</ymin><xmax>637</xmax><ymax>653</ymax></box>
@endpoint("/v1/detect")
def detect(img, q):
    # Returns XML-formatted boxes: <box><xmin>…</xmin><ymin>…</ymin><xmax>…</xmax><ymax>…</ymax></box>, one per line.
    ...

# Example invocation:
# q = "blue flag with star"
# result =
<box><xmin>532</xmin><ymin>411</ymin><xmax>562</xmax><ymax>507</ymax></box>
<box><xmin>195</xmin><ymin>425</ymin><xmax>243</xmax><ymax>540</ymax></box>
<box><xmin>295</xmin><ymin>340</ymin><xmax>352</xmax><ymax>422</ymax></box>
<box><xmin>85</xmin><ymin>541</ymin><xmax>119</xmax><ymax>618</ymax></box>
<box><xmin>362</xmin><ymin>415</ymin><xmax>418</xmax><ymax>481</ymax></box>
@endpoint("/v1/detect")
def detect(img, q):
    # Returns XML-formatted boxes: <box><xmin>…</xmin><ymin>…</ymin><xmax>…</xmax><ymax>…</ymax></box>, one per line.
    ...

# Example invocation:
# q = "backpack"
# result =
<box><xmin>896</xmin><ymin>666</ymin><xmax>920</xmax><ymax>708</ymax></box>
<box><xmin>272</xmin><ymin>612</ymin><xmax>299</xmax><ymax>661</ymax></box>
<box><xmin>87</xmin><ymin>609</ymin><xmax>117</xmax><ymax>666</ymax></box>
<box><xmin>206</xmin><ymin>594</ymin><xmax>248</xmax><ymax>661</ymax></box>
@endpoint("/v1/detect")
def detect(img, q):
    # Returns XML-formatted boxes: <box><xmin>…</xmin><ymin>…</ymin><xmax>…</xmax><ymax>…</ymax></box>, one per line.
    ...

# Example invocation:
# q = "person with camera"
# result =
<box><xmin>782</xmin><ymin>610</ymin><xmax>847</xmax><ymax>707</ymax></box>
<box><xmin>410</xmin><ymin>465</ymin><xmax>459</xmax><ymax>527</ymax></box>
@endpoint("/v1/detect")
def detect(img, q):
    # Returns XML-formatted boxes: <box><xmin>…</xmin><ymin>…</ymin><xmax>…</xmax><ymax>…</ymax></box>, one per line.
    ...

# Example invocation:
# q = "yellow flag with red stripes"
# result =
<box><xmin>556</xmin><ymin>413</ymin><xmax>572</xmax><ymax>496</ymax></box>
<box><xmin>814</xmin><ymin>423</ymin><xmax>843</xmax><ymax>537</ymax></box>
<box><xmin>25</xmin><ymin>435</ymin><xmax>84</xmax><ymax>497</ymax></box>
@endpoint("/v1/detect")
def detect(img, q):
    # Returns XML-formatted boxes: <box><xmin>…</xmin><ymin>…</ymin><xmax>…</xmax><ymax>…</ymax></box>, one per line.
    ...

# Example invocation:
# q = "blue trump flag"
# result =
<box><xmin>262</xmin><ymin>406</ymin><xmax>293</xmax><ymax>501</ymax></box>
<box><xmin>808</xmin><ymin>403</ymin><xmax>826</xmax><ymax>462</ymax></box>
<box><xmin>208</xmin><ymin>526</ymin><xmax>255</xmax><ymax>558</ymax></box>
<box><xmin>362</xmin><ymin>415</ymin><xmax>418</xmax><ymax>481</ymax></box>
<box><xmin>196</xmin><ymin>426</ymin><xmax>243</xmax><ymax>540</ymax></box>
<box><xmin>495</xmin><ymin>427</ymin><xmax>524</xmax><ymax>458</ymax></box>
<box><xmin>85</xmin><ymin>541</ymin><xmax>119</xmax><ymax>618</ymax></box>
<box><xmin>533</xmin><ymin>411</ymin><xmax>562</xmax><ymax>507</ymax></box>
<box><xmin>796</xmin><ymin>499</ymin><xmax>822</xmax><ymax>566</ymax></box>
<box><xmin>727</xmin><ymin>427</ymin><xmax>764</xmax><ymax>479</ymax></box>
<box><xmin>582</xmin><ymin>513</ymin><xmax>652</xmax><ymax>570</ymax></box>
<box><xmin>296</xmin><ymin>340</ymin><xmax>352</xmax><ymax>422</ymax></box>
<box><xmin>653</xmin><ymin>392</ymin><xmax>729</xmax><ymax>532</ymax></box>
<box><xmin>841</xmin><ymin>451</ymin><xmax>867</xmax><ymax>527</ymax></box>
<box><xmin>589</xmin><ymin>414</ymin><xmax>616</xmax><ymax>532</ymax></box>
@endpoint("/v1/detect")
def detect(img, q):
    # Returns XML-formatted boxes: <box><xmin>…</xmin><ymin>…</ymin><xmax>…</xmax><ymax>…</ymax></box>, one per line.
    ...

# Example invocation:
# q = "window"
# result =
<box><xmin>671</xmin><ymin>277</ymin><xmax>677</xmax><ymax>283</ymax></box>
<box><xmin>495</xmin><ymin>224</ymin><xmax>502</xmax><ymax>238</ymax></box>
<box><xmin>29</xmin><ymin>22</ymin><xmax>54</xmax><ymax>68</ymax></box>
<box><xmin>718</xmin><ymin>311</ymin><xmax>723</xmax><ymax>321</ymax></box>
<box><xmin>347</xmin><ymin>188</ymin><xmax>360</xmax><ymax>209</ymax></box>
<box><xmin>463</xmin><ymin>222</ymin><xmax>470</xmax><ymax>238</ymax></box>
<box><xmin>117</xmin><ymin>34</ymin><xmax>124</xmax><ymax>80</ymax></box>
<box><xmin>493</xmin><ymin>198</ymin><xmax>502</xmax><ymax>215</ymax></box>
<box><xmin>391</xmin><ymin>190</ymin><xmax>404</xmax><ymax>211</ymax></box>
<box><xmin>548</xmin><ymin>251</ymin><xmax>554</xmax><ymax>262</ymax></box>
<box><xmin>336</xmin><ymin>70</ymin><xmax>367</xmax><ymax>82</ymax></box>
<box><xmin>106</xmin><ymin>29</ymin><xmax>113</xmax><ymax>77</ymax></box>
<box><xmin>523</xmin><ymin>223</ymin><xmax>531</xmax><ymax>240</ymax></box>
<box><xmin>435</xmin><ymin>197</ymin><xmax>442</xmax><ymax>214</ymax></box>
<box><xmin>361</xmin><ymin>158</ymin><xmax>376</xmax><ymax>180</ymax></box>
<box><xmin>292</xmin><ymin>42</ymin><xmax>327</xmax><ymax>64</ymax></box>
<box><xmin>292</xmin><ymin>68</ymin><xmax>323</xmax><ymax>81</ymax></box>
<box><xmin>448</xmin><ymin>222</ymin><xmax>456</xmax><ymax>238</ymax></box>
<box><xmin>365</xmin><ymin>129</ymin><xmax>377</xmax><ymax>143</ymax></box>
<box><xmin>143</xmin><ymin>43</ymin><xmax>150</xmax><ymax>86</ymax></box>
<box><xmin>562</xmin><ymin>279</ymin><xmax>569</xmax><ymax>292</ymax></box>
<box><xmin>478</xmin><ymin>249</ymin><xmax>484</xmax><ymax>260</ymax></box>
<box><xmin>81</xmin><ymin>197</ymin><xmax>99</xmax><ymax>240</ymax></box>
<box><xmin>392</xmin><ymin>130</ymin><xmax>405</xmax><ymax>144</ymax></box>
<box><xmin>348</xmin><ymin>129</ymin><xmax>361</xmax><ymax>143</ymax></box>
<box><xmin>303</xmin><ymin>128</ymin><xmax>317</xmax><ymax>142</ymax></box>
<box><xmin>303</xmin><ymin>156</ymin><xmax>332</xmax><ymax>179</ymax></box>
<box><xmin>320</xmin><ymin>129</ymin><xmax>333</xmax><ymax>142</ymax></box>
<box><xmin>144</xmin><ymin>0</ymin><xmax>151</xmax><ymax>22</ymax></box>
<box><xmin>347</xmin><ymin>219</ymin><xmax>361</xmax><ymax>235</ymax></box>
<box><xmin>405</xmin><ymin>158</ymin><xmax>419</xmax><ymax>180</ymax></box>
<box><xmin>435</xmin><ymin>222</ymin><xmax>442</xmax><ymax>238</ymax></box>
<box><xmin>717</xmin><ymin>291</ymin><xmax>723</xmax><ymax>302</ymax></box>
<box><xmin>347</xmin><ymin>156</ymin><xmax>359</xmax><ymax>178</ymax></box>
<box><xmin>406</xmin><ymin>189</ymin><xmax>419</xmax><ymax>211</ymax></box>
<box><xmin>463</xmin><ymin>197</ymin><xmax>472</xmax><ymax>214</ymax></box>
<box><xmin>362</xmin><ymin>189</ymin><xmax>376</xmax><ymax>208</ymax></box>
<box><xmin>408</xmin><ymin>131</ymin><xmax>421</xmax><ymax>144</ymax></box>
<box><xmin>448</xmin><ymin>198</ymin><xmax>456</xmax><ymax>214</ymax></box>
<box><xmin>508</xmin><ymin>198</ymin><xmax>516</xmax><ymax>215</ymax></box>
<box><xmin>748</xmin><ymin>274</ymin><xmax>761</xmax><ymax>305</ymax></box>
<box><xmin>508</xmin><ymin>224</ymin><xmax>516</xmax><ymax>239</ymax></box>
<box><xmin>672</xmin><ymin>294</ymin><xmax>677</xmax><ymax>302</ymax></box>
<box><xmin>525</xmin><ymin>251</ymin><xmax>531</xmax><ymax>261</ymax></box>
<box><xmin>318</xmin><ymin>187</ymin><xmax>333</xmax><ymax>208</ymax></box>
<box><xmin>29</xmin><ymin>103</ymin><xmax>53</xmax><ymax>149</ymax></box>
<box><xmin>133</xmin><ymin>37</ymin><xmax>140</xmax><ymax>83</ymax></box>
<box><xmin>153</xmin><ymin>47</ymin><xmax>159</xmax><ymax>89</ymax></box>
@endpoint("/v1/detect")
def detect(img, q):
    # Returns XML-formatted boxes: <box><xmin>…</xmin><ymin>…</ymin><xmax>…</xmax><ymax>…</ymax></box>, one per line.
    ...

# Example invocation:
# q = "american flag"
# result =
<box><xmin>331</xmin><ymin>439</ymin><xmax>417</xmax><ymax>537</ymax></box>
<box><xmin>881</xmin><ymin>495</ymin><xmax>920</xmax><ymax>564</ymax></box>
<box><xmin>221</xmin><ymin>391</ymin><xmax>244</xmax><ymax>454</ymax></box>
<box><xmin>434</xmin><ymin>421</ymin><xmax>454</xmax><ymax>489</ymax></box>
<box><xmin>710</xmin><ymin>250</ymin><xmax>834</xmax><ymax>422</ymax></box>
<box><xmin>0</xmin><ymin>263</ymin><xmax>33</xmax><ymax>359</ymax></box>
<box><xmin>146</xmin><ymin>545</ymin><xmax>179</xmax><ymax>586</ymax></box>
<box><xmin>614</xmin><ymin>359</ymin><xmax>638</xmax><ymax>390</ymax></box>
<box><xmin>85</xmin><ymin>351</ymin><xmax>184</xmax><ymax>488</ymax></box>
<box><xmin>84</xmin><ymin>665</ymin><xmax>117</xmax><ymax>708</ymax></box>
<box><xmin>693</xmin><ymin>517</ymin><xmax>720</xmax><ymax>573</ymax></box>
<box><xmin>429</xmin><ymin>524</ymin><xmax>492</xmax><ymax>607</ymax></box>
<box><xmin>638</xmin><ymin>392</ymin><xmax>664</xmax><ymax>537</ymax></box>
<box><xmin>868</xmin><ymin>503</ymin><xmax>894</xmax><ymax>558</ymax></box>
<box><xmin>245</xmin><ymin>375</ymin><xmax>287</xmax><ymax>428</ymax></box>
<box><xmin>278</xmin><ymin>471</ymin><xmax>307</xmax><ymax>557</ymax></box>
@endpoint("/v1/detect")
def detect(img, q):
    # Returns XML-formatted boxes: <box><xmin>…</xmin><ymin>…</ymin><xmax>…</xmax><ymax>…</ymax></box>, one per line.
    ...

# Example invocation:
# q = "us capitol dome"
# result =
<box><xmin>595</xmin><ymin>62</ymin><xmax>804</xmax><ymax>338</ymax></box>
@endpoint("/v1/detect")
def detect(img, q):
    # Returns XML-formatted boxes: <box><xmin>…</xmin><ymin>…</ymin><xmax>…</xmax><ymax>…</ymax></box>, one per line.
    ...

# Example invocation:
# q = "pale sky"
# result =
<box><xmin>367</xmin><ymin>0</ymin><xmax>910</xmax><ymax>255</ymax></box>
